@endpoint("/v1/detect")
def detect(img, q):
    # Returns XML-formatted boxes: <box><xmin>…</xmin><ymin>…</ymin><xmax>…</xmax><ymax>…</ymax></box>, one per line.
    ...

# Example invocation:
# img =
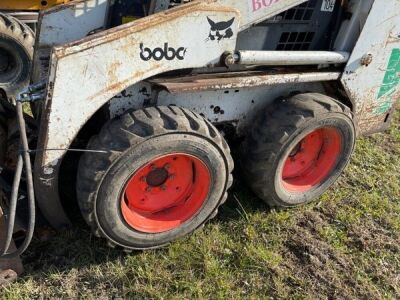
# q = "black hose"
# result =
<box><xmin>0</xmin><ymin>102</ymin><xmax>36</xmax><ymax>259</ymax></box>
<box><xmin>0</xmin><ymin>155</ymin><xmax>23</xmax><ymax>255</ymax></box>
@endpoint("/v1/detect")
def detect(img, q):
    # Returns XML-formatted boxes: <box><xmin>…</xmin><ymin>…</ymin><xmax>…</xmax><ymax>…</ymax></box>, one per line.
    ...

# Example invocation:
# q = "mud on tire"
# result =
<box><xmin>240</xmin><ymin>93</ymin><xmax>356</xmax><ymax>208</ymax></box>
<box><xmin>76</xmin><ymin>106</ymin><xmax>234</xmax><ymax>250</ymax></box>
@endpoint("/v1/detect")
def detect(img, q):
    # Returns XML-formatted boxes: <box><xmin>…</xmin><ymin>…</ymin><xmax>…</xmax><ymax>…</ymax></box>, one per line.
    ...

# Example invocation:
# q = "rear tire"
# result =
<box><xmin>77</xmin><ymin>106</ymin><xmax>234</xmax><ymax>250</ymax></box>
<box><xmin>0</xmin><ymin>13</ymin><xmax>34</xmax><ymax>97</ymax></box>
<box><xmin>240</xmin><ymin>93</ymin><xmax>355</xmax><ymax>207</ymax></box>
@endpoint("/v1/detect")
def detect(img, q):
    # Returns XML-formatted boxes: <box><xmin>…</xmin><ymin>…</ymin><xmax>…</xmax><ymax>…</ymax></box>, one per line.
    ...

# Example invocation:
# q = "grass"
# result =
<box><xmin>1</xmin><ymin>109</ymin><xmax>400</xmax><ymax>299</ymax></box>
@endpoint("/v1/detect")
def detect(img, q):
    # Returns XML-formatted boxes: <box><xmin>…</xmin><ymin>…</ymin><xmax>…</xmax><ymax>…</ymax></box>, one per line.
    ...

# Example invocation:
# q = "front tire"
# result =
<box><xmin>241</xmin><ymin>93</ymin><xmax>355</xmax><ymax>207</ymax></box>
<box><xmin>77</xmin><ymin>106</ymin><xmax>233</xmax><ymax>250</ymax></box>
<box><xmin>0</xmin><ymin>13</ymin><xmax>34</xmax><ymax>97</ymax></box>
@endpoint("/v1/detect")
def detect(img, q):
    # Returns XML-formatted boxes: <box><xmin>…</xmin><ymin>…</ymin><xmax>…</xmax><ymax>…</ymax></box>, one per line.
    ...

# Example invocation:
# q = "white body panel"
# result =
<box><xmin>340</xmin><ymin>0</ymin><xmax>400</xmax><ymax>133</ymax></box>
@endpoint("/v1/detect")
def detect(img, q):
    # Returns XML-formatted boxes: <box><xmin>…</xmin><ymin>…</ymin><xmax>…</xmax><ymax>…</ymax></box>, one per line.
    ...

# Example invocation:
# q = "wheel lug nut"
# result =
<box><xmin>160</xmin><ymin>185</ymin><xmax>167</xmax><ymax>191</ymax></box>
<box><xmin>140</xmin><ymin>176</ymin><xmax>146</xmax><ymax>182</ymax></box>
<box><xmin>146</xmin><ymin>187</ymin><xmax>152</xmax><ymax>192</ymax></box>
<box><xmin>165</xmin><ymin>164</ymin><xmax>170</xmax><ymax>170</ymax></box>
<box><xmin>150</xmin><ymin>164</ymin><xmax>156</xmax><ymax>170</ymax></box>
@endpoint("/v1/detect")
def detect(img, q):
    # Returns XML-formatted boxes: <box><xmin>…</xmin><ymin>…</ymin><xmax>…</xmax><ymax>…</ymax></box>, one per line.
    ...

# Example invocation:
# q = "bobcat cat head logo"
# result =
<box><xmin>206</xmin><ymin>17</ymin><xmax>235</xmax><ymax>41</ymax></box>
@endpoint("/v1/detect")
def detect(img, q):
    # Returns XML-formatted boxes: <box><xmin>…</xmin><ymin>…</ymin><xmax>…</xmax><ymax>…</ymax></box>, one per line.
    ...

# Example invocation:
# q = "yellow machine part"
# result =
<box><xmin>0</xmin><ymin>0</ymin><xmax>69</xmax><ymax>11</ymax></box>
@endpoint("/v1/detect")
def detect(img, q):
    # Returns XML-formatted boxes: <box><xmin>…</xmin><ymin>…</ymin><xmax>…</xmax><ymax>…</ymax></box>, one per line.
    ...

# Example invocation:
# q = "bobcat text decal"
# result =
<box><xmin>206</xmin><ymin>17</ymin><xmax>235</xmax><ymax>41</ymax></box>
<box><xmin>251</xmin><ymin>0</ymin><xmax>281</xmax><ymax>13</ymax></box>
<box><xmin>140</xmin><ymin>43</ymin><xmax>187</xmax><ymax>61</ymax></box>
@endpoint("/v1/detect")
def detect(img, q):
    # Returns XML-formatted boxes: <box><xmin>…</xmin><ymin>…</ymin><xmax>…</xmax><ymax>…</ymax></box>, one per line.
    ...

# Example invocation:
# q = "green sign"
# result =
<box><xmin>376</xmin><ymin>48</ymin><xmax>400</xmax><ymax>114</ymax></box>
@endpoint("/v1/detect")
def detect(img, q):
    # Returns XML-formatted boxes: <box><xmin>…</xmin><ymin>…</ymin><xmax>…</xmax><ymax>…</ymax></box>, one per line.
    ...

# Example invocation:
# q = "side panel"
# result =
<box><xmin>341</xmin><ymin>0</ymin><xmax>400</xmax><ymax>134</ymax></box>
<box><xmin>218</xmin><ymin>0</ymin><xmax>307</xmax><ymax>30</ymax></box>
<box><xmin>32</xmin><ymin>0</ymin><xmax>109</xmax><ymax>83</ymax></box>
<box><xmin>36</xmin><ymin>0</ymin><xmax>109</xmax><ymax>47</ymax></box>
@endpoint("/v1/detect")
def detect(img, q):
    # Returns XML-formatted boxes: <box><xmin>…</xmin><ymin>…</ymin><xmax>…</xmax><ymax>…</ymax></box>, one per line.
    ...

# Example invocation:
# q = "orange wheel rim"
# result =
<box><xmin>281</xmin><ymin>127</ymin><xmax>342</xmax><ymax>193</ymax></box>
<box><xmin>121</xmin><ymin>153</ymin><xmax>211</xmax><ymax>233</ymax></box>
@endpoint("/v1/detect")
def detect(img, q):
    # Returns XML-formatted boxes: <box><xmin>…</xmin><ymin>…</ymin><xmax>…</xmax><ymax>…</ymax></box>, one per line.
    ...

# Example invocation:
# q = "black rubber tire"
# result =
<box><xmin>240</xmin><ymin>93</ymin><xmax>355</xmax><ymax>208</ymax></box>
<box><xmin>0</xmin><ymin>13</ymin><xmax>34</xmax><ymax>97</ymax></box>
<box><xmin>76</xmin><ymin>106</ymin><xmax>234</xmax><ymax>250</ymax></box>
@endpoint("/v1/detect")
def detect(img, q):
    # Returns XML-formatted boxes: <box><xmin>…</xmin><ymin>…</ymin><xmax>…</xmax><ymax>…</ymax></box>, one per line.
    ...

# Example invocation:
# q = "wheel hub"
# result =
<box><xmin>146</xmin><ymin>167</ymin><xmax>169</xmax><ymax>187</ymax></box>
<box><xmin>121</xmin><ymin>153</ymin><xmax>211</xmax><ymax>233</ymax></box>
<box><xmin>281</xmin><ymin>127</ymin><xmax>342</xmax><ymax>193</ymax></box>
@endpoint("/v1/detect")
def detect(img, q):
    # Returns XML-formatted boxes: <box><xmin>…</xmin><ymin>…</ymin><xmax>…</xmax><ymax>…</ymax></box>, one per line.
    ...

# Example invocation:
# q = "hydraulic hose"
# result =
<box><xmin>0</xmin><ymin>155</ymin><xmax>23</xmax><ymax>256</ymax></box>
<box><xmin>0</xmin><ymin>101</ymin><xmax>36</xmax><ymax>259</ymax></box>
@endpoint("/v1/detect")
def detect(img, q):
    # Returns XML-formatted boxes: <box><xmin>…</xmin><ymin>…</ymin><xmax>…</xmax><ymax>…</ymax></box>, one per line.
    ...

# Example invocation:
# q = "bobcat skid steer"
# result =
<box><xmin>0</xmin><ymin>0</ymin><xmax>399</xmax><ymax>282</ymax></box>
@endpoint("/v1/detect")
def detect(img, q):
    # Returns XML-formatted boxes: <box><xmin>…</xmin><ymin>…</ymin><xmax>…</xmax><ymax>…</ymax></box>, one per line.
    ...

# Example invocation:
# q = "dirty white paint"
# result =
<box><xmin>218</xmin><ymin>0</ymin><xmax>307</xmax><ymax>30</ymax></box>
<box><xmin>235</xmin><ymin>51</ymin><xmax>349</xmax><ymax>65</ymax></box>
<box><xmin>37</xmin><ymin>0</ymin><xmax>109</xmax><ymax>47</ymax></box>
<box><xmin>109</xmin><ymin>80</ymin><xmax>327</xmax><ymax>134</ymax></box>
<box><xmin>39</xmin><ymin>2</ymin><xmax>240</xmax><ymax>167</ymax></box>
<box><xmin>35</xmin><ymin>0</ymin><xmax>312</xmax><ymax>168</ymax></box>
<box><xmin>340</xmin><ymin>0</ymin><xmax>400</xmax><ymax>132</ymax></box>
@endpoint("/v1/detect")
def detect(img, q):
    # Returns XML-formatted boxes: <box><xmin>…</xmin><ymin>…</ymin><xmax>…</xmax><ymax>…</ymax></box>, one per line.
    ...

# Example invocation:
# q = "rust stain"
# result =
<box><xmin>148</xmin><ymin>69</ymin><xmax>341</xmax><ymax>93</ymax></box>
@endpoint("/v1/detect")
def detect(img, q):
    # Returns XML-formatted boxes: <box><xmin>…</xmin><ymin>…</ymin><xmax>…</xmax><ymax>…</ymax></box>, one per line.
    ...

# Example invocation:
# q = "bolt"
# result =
<box><xmin>164</xmin><ymin>163</ymin><xmax>171</xmax><ymax>170</ymax></box>
<box><xmin>146</xmin><ymin>187</ymin><xmax>152</xmax><ymax>192</ymax></box>
<box><xmin>225</xmin><ymin>54</ymin><xmax>236</xmax><ymax>66</ymax></box>
<box><xmin>361</xmin><ymin>53</ymin><xmax>373</xmax><ymax>66</ymax></box>
<box><xmin>160</xmin><ymin>185</ymin><xmax>167</xmax><ymax>191</ymax></box>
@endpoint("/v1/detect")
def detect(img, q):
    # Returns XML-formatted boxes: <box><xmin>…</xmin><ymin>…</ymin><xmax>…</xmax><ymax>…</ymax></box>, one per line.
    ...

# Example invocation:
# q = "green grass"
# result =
<box><xmin>2</xmin><ymin>109</ymin><xmax>400</xmax><ymax>299</ymax></box>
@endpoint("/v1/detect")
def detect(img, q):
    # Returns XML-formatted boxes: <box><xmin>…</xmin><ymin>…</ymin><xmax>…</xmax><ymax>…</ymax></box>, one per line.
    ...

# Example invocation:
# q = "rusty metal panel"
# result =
<box><xmin>149</xmin><ymin>70</ymin><xmax>341</xmax><ymax>93</ymax></box>
<box><xmin>341</xmin><ymin>0</ymin><xmax>400</xmax><ymax>134</ymax></box>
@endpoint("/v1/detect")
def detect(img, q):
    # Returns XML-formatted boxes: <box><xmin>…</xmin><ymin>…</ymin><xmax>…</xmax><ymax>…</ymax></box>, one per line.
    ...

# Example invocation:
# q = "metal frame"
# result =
<box><xmin>29</xmin><ymin>0</ymin><xmax>400</xmax><ymax>228</ymax></box>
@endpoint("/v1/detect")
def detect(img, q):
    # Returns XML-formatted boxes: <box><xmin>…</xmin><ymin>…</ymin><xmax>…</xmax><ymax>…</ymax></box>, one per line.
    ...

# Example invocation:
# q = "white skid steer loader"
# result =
<box><xmin>0</xmin><ymin>0</ymin><xmax>399</xmax><ymax>282</ymax></box>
